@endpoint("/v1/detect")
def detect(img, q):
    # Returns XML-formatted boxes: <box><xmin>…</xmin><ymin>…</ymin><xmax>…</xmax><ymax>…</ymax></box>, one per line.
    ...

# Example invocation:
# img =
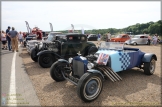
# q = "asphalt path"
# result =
<box><xmin>1</xmin><ymin>45</ymin><xmax>40</xmax><ymax>106</ymax></box>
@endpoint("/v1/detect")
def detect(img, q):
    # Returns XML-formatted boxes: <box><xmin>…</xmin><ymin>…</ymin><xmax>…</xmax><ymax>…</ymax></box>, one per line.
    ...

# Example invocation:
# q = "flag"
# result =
<box><xmin>81</xmin><ymin>27</ymin><xmax>84</xmax><ymax>34</ymax></box>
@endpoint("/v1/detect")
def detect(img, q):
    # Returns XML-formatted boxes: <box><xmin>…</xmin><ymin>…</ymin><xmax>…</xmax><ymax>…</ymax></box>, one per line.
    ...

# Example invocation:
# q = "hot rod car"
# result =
<box><xmin>50</xmin><ymin>42</ymin><xmax>157</xmax><ymax>102</ymax></box>
<box><xmin>35</xmin><ymin>33</ymin><xmax>97</xmax><ymax>68</ymax></box>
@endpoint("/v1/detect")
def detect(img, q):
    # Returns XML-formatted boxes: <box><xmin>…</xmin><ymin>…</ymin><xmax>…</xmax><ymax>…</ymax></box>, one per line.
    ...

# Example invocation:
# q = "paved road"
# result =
<box><xmin>1</xmin><ymin>45</ymin><xmax>40</xmax><ymax>106</ymax></box>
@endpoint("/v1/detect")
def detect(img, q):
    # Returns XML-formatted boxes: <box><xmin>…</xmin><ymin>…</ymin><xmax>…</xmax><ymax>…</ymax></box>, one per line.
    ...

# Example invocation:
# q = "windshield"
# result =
<box><xmin>116</xmin><ymin>35</ymin><xmax>122</xmax><ymax>38</ymax></box>
<box><xmin>47</xmin><ymin>33</ymin><xmax>56</xmax><ymax>41</ymax></box>
<box><xmin>99</xmin><ymin>42</ymin><xmax>124</xmax><ymax>50</ymax></box>
<box><xmin>133</xmin><ymin>35</ymin><xmax>140</xmax><ymax>38</ymax></box>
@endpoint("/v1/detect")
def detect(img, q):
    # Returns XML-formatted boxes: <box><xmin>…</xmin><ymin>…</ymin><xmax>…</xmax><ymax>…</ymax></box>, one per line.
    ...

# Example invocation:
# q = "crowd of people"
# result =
<box><xmin>1</xmin><ymin>26</ymin><xmax>43</xmax><ymax>52</ymax></box>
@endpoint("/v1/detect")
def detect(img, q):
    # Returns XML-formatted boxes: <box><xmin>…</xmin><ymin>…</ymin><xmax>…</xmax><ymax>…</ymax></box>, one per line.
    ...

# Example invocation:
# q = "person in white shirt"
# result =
<box><xmin>152</xmin><ymin>34</ymin><xmax>158</xmax><ymax>45</ymax></box>
<box><xmin>18</xmin><ymin>31</ymin><xmax>23</xmax><ymax>45</ymax></box>
<box><xmin>1</xmin><ymin>30</ymin><xmax>7</xmax><ymax>49</ymax></box>
<box><xmin>107</xmin><ymin>32</ymin><xmax>111</xmax><ymax>42</ymax></box>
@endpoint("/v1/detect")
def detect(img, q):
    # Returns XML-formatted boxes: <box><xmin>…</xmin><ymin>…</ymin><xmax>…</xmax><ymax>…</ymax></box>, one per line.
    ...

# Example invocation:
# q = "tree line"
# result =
<box><xmin>58</xmin><ymin>20</ymin><xmax>162</xmax><ymax>36</ymax></box>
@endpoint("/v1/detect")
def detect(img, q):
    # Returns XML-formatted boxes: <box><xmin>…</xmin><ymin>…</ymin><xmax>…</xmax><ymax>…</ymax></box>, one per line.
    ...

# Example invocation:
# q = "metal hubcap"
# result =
<box><xmin>83</xmin><ymin>76</ymin><xmax>102</xmax><ymax>100</ymax></box>
<box><xmin>43</xmin><ymin>57</ymin><xmax>50</xmax><ymax>63</ymax></box>
<box><xmin>150</xmin><ymin>59</ymin><xmax>155</xmax><ymax>73</ymax></box>
<box><xmin>86</xmin><ymin>80</ymin><xmax>98</xmax><ymax>95</ymax></box>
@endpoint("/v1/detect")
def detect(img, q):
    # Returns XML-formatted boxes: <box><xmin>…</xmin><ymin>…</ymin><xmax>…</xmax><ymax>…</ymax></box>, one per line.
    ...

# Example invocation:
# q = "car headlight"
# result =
<box><xmin>87</xmin><ymin>62</ymin><xmax>94</xmax><ymax>70</ymax></box>
<box><xmin>68</xmin><ymin>57</ymin><xmax>73</xmax><ymax>63</ymax></box>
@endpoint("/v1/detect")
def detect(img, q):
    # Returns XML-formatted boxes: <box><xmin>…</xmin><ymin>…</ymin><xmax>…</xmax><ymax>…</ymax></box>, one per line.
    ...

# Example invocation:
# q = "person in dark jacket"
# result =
<box><xmin>6</xmin><ymin>26</ymin><xmax>11</xmax><ymax>51</ymax></box>
<box><xmin>8</xmin><ymin>27</ymin><xmax>19</xmax><ymax>52</ymax></box>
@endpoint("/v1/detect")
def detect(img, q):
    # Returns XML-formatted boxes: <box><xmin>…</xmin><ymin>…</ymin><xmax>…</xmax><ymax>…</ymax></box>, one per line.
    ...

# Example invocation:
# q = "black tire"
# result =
<box><xmin>24</xmin><ymin>41</ymin><xmax>26</xmax><ymax>47</ymax></box>
<box><xmin>38</xmin><ymin>54</ymin><xmax>55</xmax><ymax>68</ymax></box>
<box><xmin>144</xmin><ymin>57</ymin><xmax>156</xmax><ymax>75</ymax></box>
<box><xmin>50</xmin><ymin>61</ymin><xmax>67</xmax><ymax>82</ymax></box>
<box><xmin>133</xmin><ymin>42</ymin><xmax>137</xmax><ymax>46</ymax></box>
<box><xmin>77</xmin><ymin>72</ymin><xmax>103</xmax><ymax>102</ymax></box>
<box><xmin>31</xmin><ymin>47</ymin><xmax>38</xmax><ymax>62</ymax></box>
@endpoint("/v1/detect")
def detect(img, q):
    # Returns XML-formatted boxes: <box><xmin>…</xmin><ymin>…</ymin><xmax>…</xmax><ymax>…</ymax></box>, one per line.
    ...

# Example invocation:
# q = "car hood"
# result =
<box><xmin>27</xmin><ymin>40</ymin><xmax>42</xmax><ymax>43</ymax></box>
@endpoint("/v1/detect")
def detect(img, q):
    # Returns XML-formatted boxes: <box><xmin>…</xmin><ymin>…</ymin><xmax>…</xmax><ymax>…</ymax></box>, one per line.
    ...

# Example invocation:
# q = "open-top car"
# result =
<box><xmin>23</xmin><ymin>21</ymin><xmax>46</xmax><ymax>47</ymax></box>
<box><xmin>50</xmin><ymin>42</ymin><xmax>157</xmax><ymax>102</ymax></box>
<box><xmin>35</xmin><ymin>33</ymin><xmax>97</xmax><ymax>68</ymax></box>
<box><xmin>26</xmin><ymin>22</ymin><xmax>54</xmax><ymax>53</ymax></box>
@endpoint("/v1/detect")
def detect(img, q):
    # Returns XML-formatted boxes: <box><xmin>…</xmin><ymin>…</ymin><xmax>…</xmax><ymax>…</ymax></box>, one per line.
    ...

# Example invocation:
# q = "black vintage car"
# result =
<box><xmin>34</xmin><ymin>33</ymin><xmax>97</xmax><ymax>68</ymax></box>
<box><xmin>87</xmin><ymin>34</ymin><xmax>98</xmax><ymax>41</ymax></box>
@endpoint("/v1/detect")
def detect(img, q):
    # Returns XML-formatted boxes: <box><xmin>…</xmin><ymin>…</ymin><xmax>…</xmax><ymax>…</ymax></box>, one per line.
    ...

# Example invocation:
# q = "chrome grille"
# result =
<box><xmin>73</xmin><ymin>60</ymin><xmax>85</xmax><ymax>77</ymax></box>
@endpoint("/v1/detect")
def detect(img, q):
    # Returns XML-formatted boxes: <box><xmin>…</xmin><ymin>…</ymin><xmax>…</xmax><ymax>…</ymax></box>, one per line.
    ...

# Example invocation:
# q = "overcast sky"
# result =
<box><xmin>1</xmin><ymin>1</ymin><xmax>161</xmax><ymax>32</ymax></box>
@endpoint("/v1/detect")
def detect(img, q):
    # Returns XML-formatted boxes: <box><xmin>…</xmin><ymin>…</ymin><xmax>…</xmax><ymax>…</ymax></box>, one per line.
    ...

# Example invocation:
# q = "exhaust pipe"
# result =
<box><xmin>105</xmin><ymin>67</ymin><xmax>122</xmax><ymax>80</ymax></box>
<box><xmin>98</xmin><ymin>67</ymin><xmax>116</xmax><ymax>82</ymax></box>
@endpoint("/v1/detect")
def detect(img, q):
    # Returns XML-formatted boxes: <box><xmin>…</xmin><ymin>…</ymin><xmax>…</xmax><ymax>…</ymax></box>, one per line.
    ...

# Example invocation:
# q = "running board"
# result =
<box><xmin>98</xmin><ymin>67</ymin><xmax>122</xmax><ymax>82</ymax></box>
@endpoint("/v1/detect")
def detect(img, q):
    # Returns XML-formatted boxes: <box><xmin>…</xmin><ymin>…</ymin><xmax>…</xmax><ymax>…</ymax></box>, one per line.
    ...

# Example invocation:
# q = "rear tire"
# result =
<box><xmin>38</xmin><ymin>54</ymin><xmax>55</xmax><ymax>68</ymax></box>
<box><xmin>77</xmin><ymin>73</ymin><xmax>103</xmax><ymax>102</ymax></box>
<box><xmin>31</xmin><ymin>47</ymin><xmax>38</xmax><ymax>62</ymax></box>
<box><xmin>144</xmin><ymin>57</ymin><xmax>156</xmax><ymax>75</ymax></box>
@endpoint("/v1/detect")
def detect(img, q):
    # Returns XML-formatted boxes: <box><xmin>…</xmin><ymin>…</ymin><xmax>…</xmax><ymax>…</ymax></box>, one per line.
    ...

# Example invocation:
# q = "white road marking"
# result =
<box><xmin>8</xmin><ymin>44</ymin><xmax>20</xmax><ymax>106</ymax></box>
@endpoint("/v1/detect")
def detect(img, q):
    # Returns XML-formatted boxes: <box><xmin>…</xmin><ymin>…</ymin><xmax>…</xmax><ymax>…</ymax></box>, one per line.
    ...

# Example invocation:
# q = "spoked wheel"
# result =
<box><xmin>77</xmin><ymin>73</ymin><xmax>103</xmax><ymax>102</ymax></box>
<box><xmin>144</xmin><ymin>57</ymin><xmax>156</xmax><ymax>75</ymax></box>
<box><xmin>38</xmin><ymin>54</ymin><xmax>55</xmax><ymax>68</ymax></box>
<box><xmin>50</xmin><ymin>61</ymin><xmax>68</xmax><ymax>82</ymax></box>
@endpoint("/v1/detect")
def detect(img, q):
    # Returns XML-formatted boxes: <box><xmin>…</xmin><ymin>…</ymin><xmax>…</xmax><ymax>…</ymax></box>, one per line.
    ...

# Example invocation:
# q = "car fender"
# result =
<box><xmin>58</xmin><ymin>59</ymin><xmax>70</xmax><ymax>64</ymax></box>
<box><xmin>142</xmin><ymin>53</ymin><xmax>157</xmax><ymax>62</ymax></box>
<box><xmin>87</xmin><ymin>69</ymin><xmax>104</xmax><ymax>79</ymax></box>
<box><xmin>37</xmin><ymin>50</ymin><xmax>62</xmax><ymax>58</ymax></box>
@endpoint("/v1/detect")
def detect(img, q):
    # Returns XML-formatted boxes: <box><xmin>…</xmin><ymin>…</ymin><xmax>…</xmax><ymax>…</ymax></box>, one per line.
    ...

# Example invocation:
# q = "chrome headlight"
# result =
<box><xmin>87</xmin><ymin>62</ymin><xmax>94</xmax><ymax>70</ymax></box>
<box><xmin>68</xmin><ymin>57</ymin><xmax>73</xmax><ymax>63</ymax></box>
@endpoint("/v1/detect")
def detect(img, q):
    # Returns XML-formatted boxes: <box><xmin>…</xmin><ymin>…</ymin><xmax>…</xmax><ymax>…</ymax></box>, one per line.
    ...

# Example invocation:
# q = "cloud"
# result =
<box><xmin>1</xmin><ymin>1</ymin><xmax>161</xmax><ymax>32</ymax></box>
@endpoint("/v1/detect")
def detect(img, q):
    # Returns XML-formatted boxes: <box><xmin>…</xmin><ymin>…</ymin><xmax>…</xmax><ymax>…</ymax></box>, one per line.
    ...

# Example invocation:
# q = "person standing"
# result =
<box><xmin>36</xmin><ymin>29</ymin><xmax>42</xmax><ymax>40</ymax></box>
<box><xmin>147</xmin><ymin>35</ymin><xmax>151</xmax><ymax>45</ymax></box>
<box><xmin>1</xmin><ymin>31</ymin><xmax>7</xmax><ymax>49</ymax></box>
<box><xmin>97</xmin><ymin>33</ymin><xmax>101</xmax><ymax>44</ymax></box>
<box><xmin>8</xmin><ymin>27</ymin><xmax>19</xmax><ymax>52</ymax></box>
<box><xmin>18</xmin><ymin>31</ymin><xmax>23</xmax><ymax>45</ymax></box>
<box><xmin>6</xmin><ymin>26</ymin><xmax>11</xmax><ymax>51</ymax></box>
<box><xmin>152</xmin><ymin>34</ymin><xmax>158</xmax><ymax>46</ymax></box>
<box><xmin>107</xmin><ymin>32</ymin><xmax>111</xmax><ymax>42</ymax></box>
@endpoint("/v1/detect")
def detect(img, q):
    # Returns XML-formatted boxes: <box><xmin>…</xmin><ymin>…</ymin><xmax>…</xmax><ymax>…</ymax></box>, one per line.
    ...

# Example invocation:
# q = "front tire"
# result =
<box><xmin>31</xmin><ymin>47</ymin><xmax>38</xmax><ymax>62</ymax></box>
<box><xmin>50</xmin><ymin>61</ymin><xmax>67</xmax><ymax>82</ymax></box>
<box><xmin>38</xmin><ymin>54</ymin><xmax>55</xmax><ymax>68</ymax></box>
<box><xmin>77</xmin><ymin>73</ymin><xmax>103</xmax><ymax>102</ymax></box>
<box><xmin>144</xmin><ymin>57</ymin><xmax>156</xmax><ymax>75</ymax></box>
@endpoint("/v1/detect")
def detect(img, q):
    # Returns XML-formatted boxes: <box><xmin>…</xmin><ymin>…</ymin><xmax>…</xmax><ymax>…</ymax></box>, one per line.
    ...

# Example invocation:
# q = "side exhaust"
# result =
<box><xmin>97</xmin><ymin>66</ymin><xmax>122</xmax><ymax>82</ymax></box>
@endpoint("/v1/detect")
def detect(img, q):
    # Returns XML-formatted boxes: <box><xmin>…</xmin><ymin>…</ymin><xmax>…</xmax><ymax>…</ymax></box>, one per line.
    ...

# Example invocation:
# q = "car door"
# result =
<box><xmin>139</xmin><ymin>36</ymin><xmax>144</xmax><ymax>44</ymax></box>
<box><xmin>144</xmin><ymin>36</ymin><xmax>148</xmax><ymax>44</ymax></box>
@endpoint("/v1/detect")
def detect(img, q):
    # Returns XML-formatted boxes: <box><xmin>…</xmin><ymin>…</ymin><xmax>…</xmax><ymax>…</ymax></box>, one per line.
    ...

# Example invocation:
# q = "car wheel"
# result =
<box><xmin>31</xmin><ymin>47</ymin><xmax>38</xmax><ymax>62</ymax></box>
<box><xmin>38</xmin><ymin>54</ymin><xmax>55</xmax><ymax>68</ymax></box>
<box><xmin>144</xmin><ymin>57</ymin><xmax>156</xmax><ymax>75</ymax></box>
<box><xmin>77</xmin><ymin>72</ymin><xmax>103</xmax><ymax>102</ymax></box>
<box><xmin>50</xmin><ymin>61</ymin><xmax>67</xmax><ymax>82</ymax></box>
<box><xmin>133</xmin><ymin>42</ymin><xmax>137</xmax><ymax>45</ymax></box>
<box><xmin>24</xmin><ymin>41</ymin><xmax>26</xmax><ymax>47</ymax></box>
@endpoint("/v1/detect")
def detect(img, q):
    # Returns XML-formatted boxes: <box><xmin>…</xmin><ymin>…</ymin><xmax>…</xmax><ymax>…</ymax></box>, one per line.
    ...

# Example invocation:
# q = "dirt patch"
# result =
<box><xmin>20</xmin><ymin>42</ymin><xmax>161</xmax><ymax>106</ymax></box>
